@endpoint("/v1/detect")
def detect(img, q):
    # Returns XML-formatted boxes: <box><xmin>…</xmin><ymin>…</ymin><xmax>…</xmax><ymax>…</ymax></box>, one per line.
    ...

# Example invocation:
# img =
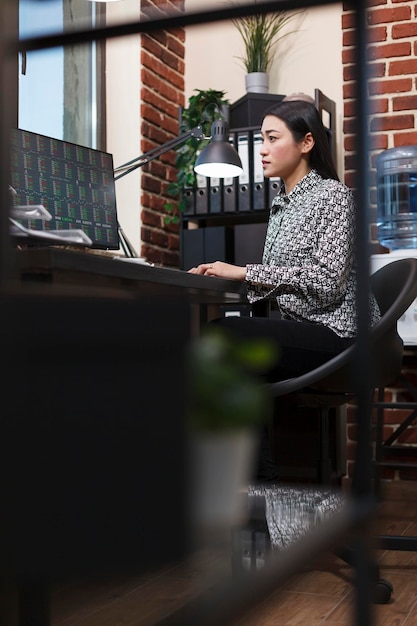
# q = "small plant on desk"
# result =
<box><xmin>186</xmin><ymin>326</ymin><xmax>278</xmax><ymax>528</ymax></box>
<box><xmin>187</xmin><ymin>326</ymin><xmax>277</xmax><ymax>432</ymax></box>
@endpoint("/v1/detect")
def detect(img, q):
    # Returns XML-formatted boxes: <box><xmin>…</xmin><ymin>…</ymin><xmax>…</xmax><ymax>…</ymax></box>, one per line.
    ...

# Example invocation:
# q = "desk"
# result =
<box><xmin>15</xmin><ymin>247</ymin><xmax>248</xmax><ymax>334</ymax></box>
<box><xmin>16</xmin><ymin>247</ymin><xmax>247</xmax><ymax>303</ymax></box>
<box><xmin>0</xmin><ymin>288</ymin><xmax>194</xmax><ymax>624</ymax></box>
<box><xmin>1</xmin><ymin>252</ymin><xmax>248</xmax><ymax>625</ymax></box>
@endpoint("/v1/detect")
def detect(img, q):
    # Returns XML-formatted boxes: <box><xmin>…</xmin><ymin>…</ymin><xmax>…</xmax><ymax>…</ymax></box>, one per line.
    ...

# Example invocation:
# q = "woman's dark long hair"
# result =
<box><xmin>264</xmin><ymin>100</ymin><xmax>339</xmax><ymax>181</ymax></box>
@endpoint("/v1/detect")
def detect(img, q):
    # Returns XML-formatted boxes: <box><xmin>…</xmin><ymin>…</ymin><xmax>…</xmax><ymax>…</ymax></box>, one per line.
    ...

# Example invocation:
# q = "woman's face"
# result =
<box><xmin>260</xmin><ymin>114</ymin><xmax>313</xmax><ymax>186</ymax></box>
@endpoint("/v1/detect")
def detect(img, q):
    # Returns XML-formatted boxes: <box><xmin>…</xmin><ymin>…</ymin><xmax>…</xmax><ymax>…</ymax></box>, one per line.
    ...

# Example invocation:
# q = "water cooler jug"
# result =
<box><xmin>373</xmin><ymin>146</ymin><xmax>417</xmax><ymax>345</ymax></box>
<box><xmin>376</xmin><ymin>146</ymin><xmax>417</xmax><ymax>250</ymax></box>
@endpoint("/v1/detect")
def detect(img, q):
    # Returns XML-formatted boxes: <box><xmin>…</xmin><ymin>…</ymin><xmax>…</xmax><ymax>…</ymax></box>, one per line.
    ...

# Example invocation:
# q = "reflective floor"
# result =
<box><xmin>50</xmin><ymin>481</ymin><xmax>417</xmax><ymax>626</ymax></box>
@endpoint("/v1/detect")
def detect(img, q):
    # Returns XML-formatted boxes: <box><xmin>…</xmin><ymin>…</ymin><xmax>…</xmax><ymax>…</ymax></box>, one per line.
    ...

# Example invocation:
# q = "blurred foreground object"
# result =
<box><xmin>187</xmin><ymin>327</ymin><xmax>277</xmax><ymax>529</ymax></box>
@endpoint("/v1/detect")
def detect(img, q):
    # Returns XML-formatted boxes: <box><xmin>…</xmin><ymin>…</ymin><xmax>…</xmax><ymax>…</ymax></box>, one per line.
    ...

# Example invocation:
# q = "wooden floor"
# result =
<box><xmin>50</xmin><ymin>480</ymin><xmax>417</xmax><ymax>626</ymax></box>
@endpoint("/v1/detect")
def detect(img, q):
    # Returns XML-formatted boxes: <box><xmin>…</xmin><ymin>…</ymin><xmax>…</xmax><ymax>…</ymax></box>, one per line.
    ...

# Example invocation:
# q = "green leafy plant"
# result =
<box><xmin>232</xmin><ymin>2</ymin><xmax>302</xmax><ymax>74</ymax></box>
<box><xmin>187</xmin><ymin>326</ymin><xmax>279</xmax><ymax>433</ymax></box>
<box><xmin>164</xmin><ymin>89</ymin><xmax>229</xmax><ymax>224</ymax></box>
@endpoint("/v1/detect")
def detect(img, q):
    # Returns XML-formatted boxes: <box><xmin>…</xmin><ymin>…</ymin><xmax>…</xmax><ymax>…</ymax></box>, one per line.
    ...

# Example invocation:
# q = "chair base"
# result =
<box><xmin>231</xmin><ymin>486</ymin><xmax>394</xmax><ymax>605</ymax></box>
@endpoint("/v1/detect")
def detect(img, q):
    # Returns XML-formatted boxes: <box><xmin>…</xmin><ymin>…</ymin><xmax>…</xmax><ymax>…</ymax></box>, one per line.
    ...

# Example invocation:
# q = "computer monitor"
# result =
<box><xmin>10</xmin><ymin>128</ymin><xmax>120</xmax><ymax>250</ymax></box>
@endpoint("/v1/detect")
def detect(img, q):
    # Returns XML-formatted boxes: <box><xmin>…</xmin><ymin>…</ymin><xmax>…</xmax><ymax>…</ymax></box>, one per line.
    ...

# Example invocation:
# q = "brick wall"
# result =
<box><xmin>342</xmin><ymin>0</ymin><xmax>417</xmax><ymax>246</ymax></box>
<box><xmin>342</xmin><ymin>0</ymin><xmax>417</xmax><ymax>481</ymax></box>
<box><xmin>139</xmin><ymin>0</ymin><xmax>185</xmax><ymax>267</ymax></box>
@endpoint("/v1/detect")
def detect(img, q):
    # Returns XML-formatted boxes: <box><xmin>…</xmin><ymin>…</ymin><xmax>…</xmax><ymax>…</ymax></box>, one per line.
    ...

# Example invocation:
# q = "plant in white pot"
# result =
<box><xmin>232</xmin><ymin>1</ymin><xmax>303</xmax><ymax>94</ymax></box>
<box><xmin>186</xmin><ymin>326</ymin><xmax>278</xmax><ymax>530</ymax></box>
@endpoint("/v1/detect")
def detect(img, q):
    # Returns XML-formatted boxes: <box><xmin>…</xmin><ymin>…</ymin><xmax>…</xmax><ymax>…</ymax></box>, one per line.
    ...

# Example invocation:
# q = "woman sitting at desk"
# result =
<box><xmin>188</xmin><ymin>98</ymin><xmax>381</xmax><ymax>482</ymax></box>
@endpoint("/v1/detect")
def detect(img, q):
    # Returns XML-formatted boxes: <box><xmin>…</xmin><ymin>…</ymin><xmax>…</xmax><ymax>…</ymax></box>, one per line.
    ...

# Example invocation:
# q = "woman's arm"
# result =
<box><xmin>188</xmin><ymin>261</ymin><xmax>247</xmax><ymax>281</ymax></box>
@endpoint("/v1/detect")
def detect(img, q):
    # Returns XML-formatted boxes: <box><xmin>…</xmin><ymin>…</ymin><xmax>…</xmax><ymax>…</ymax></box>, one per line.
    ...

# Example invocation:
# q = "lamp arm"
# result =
<box><xmin>114</xmin><ymin>125</ymin><xmax>205</xmax><ymax>181</ymax></box>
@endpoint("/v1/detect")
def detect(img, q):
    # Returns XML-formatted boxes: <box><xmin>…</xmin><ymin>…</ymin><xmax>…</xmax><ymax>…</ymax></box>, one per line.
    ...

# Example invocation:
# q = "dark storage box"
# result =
<box><xmin>230</xmin><ymin>93</ymin><xmax>285</xmax><ymax>129</ymax></box>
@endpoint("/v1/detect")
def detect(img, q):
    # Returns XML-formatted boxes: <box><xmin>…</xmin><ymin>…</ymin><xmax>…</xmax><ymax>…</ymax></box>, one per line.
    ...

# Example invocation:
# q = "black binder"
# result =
<box><xmin>252</xmin><ymin>131</ymin><xmax>266</xmax><ymax>210</ymax></box>
<box><xmin>237</xmin><ymin>132</ymin><xmax>250</xmax><ymax>211</ymax></box>
<box><xmin>195</xmin><ymin>174</ymin><xmax>209</xmax><ymax>214</ymax></box>
<box><xmin>209</xmin><ymin>177</ymin><xmax>221</xmax><ymax>213</ymax></box>
<box><xmin>223</xmin><ymin>178</ymin><xmax>237</xmax><ymax>212</ymax></box>
<box><xmin>268</xmin><ymin>177</ymin><xmax>281</xmax><ymax>206</ymax></box>
<box><xmin>182</xmin><ymin>187</ymin><xmax>195</xmax><ymax>215</ymax></box>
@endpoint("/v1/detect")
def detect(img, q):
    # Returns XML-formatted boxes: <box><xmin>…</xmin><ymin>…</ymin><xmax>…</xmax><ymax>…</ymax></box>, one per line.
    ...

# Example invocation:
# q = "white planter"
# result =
<box><xmin>245</xmin><ymin>72</ymin><xmax>269</xmax><ymax>94</ymax></box>
<box><xmin>189</xmin><ymin>430</ymin><xmax>257</xmax><ymax>529</ymax></box>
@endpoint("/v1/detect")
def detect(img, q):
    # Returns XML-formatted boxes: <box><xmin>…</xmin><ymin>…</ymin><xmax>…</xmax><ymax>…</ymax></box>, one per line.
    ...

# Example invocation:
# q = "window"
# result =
<box><xmin>18</xmin><ymin>0</ymin><xmax>104</xmax><ymax>149</ymax></box>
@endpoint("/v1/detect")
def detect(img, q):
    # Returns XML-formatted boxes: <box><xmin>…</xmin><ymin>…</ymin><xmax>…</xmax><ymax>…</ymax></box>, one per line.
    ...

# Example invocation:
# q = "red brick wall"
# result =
<box><xmin>342</xmin><ymin>0</ymin><xmax>417</xmax><ymax>247</ymax></box>
<box><xmin>345</xmin><ymin>355</ymin><xmax>417</xmax><ymax>483</ymax></box>
<box><xmin>342</xmin><ymin>0</ymin><xmax>417</xmax><ymax>481</ymax></box>
<box><xmin>139</xmin><ymin>0</ymin><xmax>185</xmax><ymax>267</ymax></box>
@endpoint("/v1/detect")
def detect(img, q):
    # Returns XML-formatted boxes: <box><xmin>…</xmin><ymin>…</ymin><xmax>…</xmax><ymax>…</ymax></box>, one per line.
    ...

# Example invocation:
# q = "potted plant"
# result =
<box><xmin>164</xmin><ymin>89</ymin><xmax>230</xmax><ymax>223</ymax></box>
<box><xmin>186</xmin><ymin>326</ymin><xmax>278</xmax><ymax>529</ymax></box>
<box><xmin>232</xmin><ymin>1</ymin><xmax>303</xmax><ymax>93</ymax></box>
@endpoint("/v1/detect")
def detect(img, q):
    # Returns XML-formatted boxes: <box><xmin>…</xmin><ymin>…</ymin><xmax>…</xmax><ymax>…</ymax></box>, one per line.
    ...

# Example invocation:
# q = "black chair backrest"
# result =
<box><xmin>270</xmin><ymin>257</ymin><xmax>417</xmax><ymax>397</ymax></box>
<box><xmin>367</xmin><ymin>257</ymin><xmax>417</xmax><ymax>389</ymax></box>
<box><xmin>370</xmin><ymin>257</ymin><xmax>417</xmax><ymax>333</ymax></box>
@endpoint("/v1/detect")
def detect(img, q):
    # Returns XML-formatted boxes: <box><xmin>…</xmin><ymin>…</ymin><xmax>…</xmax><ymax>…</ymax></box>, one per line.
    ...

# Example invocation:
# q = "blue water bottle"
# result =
<box><xmin>376</xmin><ymin>146</ymin><xmax>417</xmax><ymax>250</ymax></box>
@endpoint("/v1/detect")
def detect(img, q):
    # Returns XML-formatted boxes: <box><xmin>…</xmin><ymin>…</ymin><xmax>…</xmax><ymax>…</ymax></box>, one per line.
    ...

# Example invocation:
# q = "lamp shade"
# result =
<box><xmin>194</xmin><ymin>120</ymin><xmax>243</xmax><ymax>179</ymax></box>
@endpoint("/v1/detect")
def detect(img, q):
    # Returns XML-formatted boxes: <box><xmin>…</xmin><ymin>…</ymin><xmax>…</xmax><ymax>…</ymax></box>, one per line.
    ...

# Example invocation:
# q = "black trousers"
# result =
<box><xmin>212</xmin><ymin>315</ymin><xmax>354</xmax><ymax>381</ymax></box>
<box><xmin>211</xmin><ymin>315</ymin><xmax>354</xmax><ymax>481</ymax></box>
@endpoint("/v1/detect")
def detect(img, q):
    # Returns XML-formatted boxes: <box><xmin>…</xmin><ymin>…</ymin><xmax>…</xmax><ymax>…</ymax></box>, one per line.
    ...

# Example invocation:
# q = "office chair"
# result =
<box><xmin>268</xmin><ymin>257</ymin><xmax>417</xmax><ymax>484</ymax></box>
<box><xmin>232</xmin><ymin>257</ymin><xmax>417</xmax><ymax>603</ymax></box>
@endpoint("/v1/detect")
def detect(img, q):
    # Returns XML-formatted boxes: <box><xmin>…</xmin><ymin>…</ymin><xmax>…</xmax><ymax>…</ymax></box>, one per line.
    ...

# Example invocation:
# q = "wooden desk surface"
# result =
<box><xmin>16</xmin><ymin>247</ymin><xmax>247</xmax><ymax>305</ymax></box>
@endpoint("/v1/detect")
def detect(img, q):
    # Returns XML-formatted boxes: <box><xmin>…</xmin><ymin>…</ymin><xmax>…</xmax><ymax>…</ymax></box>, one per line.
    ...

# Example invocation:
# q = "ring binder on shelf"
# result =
<box><xmin>222</xmin><ymin>177</ymin><xmax>236</xmax><ymax>212</ymax></box>
<box><xmin>268</xmin><ymin>177</ymin><xmax>281</xmax><ymax>206</ymax></box>
<box><xmin>252</xmin><ymin>131</ymin><xmax>266</xmax><ymax>210</ymax></box>
<box><xmin>237</xmin><ymin>132</ymin><xmax>250</xmax><ymax>211</ymax></box>
<box><xmin>209</xmin><ymin>176</ymin><xmax>221</xmax><ymax>213</ymax></box>
<box><xmin>182</xmin><ymin>187</ymin><xmax>195</xmax><ymax>215</ymax></box>
<box><xmin>195</xmin><ymin>173</ymin><xmax>209</xmax><ymax>214</ymax></box>
<box><xmin>223</xmin><ymin>133</ymin><xmax>237</xmax><ymax>212</ymax></box>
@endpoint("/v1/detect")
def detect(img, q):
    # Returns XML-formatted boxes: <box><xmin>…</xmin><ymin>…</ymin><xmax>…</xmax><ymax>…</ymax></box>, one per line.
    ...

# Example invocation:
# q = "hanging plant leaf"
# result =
<box><xmin>164</xmin><ymin>89</ymin><xmax>230</xmax><ymax>222</ymax></box>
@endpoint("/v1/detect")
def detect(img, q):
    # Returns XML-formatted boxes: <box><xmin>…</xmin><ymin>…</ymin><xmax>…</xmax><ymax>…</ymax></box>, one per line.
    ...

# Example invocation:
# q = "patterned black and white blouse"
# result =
<box><xmin>246</xmin><ymin>169</ymin><xmax>380</xmax><ymax>339</ymax></box>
